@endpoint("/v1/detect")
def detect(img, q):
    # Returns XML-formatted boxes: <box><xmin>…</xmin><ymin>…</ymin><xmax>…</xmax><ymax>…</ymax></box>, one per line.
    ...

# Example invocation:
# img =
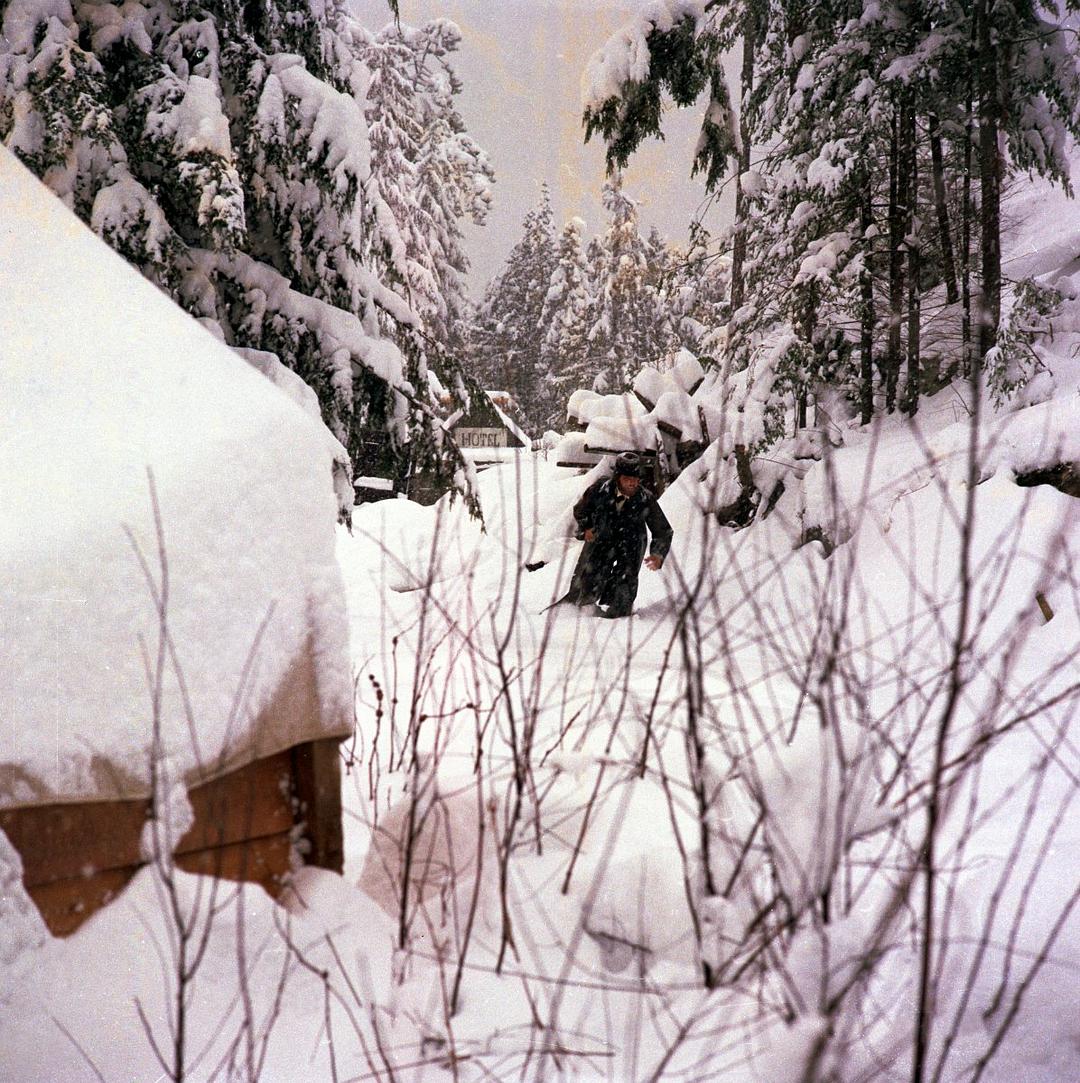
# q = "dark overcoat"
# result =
<box><xmin>565</xmin><ymin>476</ymin><xmax>673</xmax><ymax>615</ymax></box>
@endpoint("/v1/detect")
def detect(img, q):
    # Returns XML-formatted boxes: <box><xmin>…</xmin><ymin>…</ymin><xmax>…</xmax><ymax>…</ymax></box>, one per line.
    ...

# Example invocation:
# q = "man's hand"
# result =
<box><xmin>584</xmin><ymin>528</ymin><xmax>596</xmax><ymax>542</ymax></box>
<box><xmin>645</xmin><ymin>554</ymin><xmax>663</xmax><ymax>571</ymax></box>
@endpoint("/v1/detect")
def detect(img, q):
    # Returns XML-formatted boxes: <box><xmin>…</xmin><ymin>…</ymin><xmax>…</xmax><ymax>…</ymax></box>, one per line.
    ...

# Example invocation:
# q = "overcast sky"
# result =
<box><xmin>350</xmin><ymin>0</ymin><xmax>734</xmax><ymax>296</ymax></box>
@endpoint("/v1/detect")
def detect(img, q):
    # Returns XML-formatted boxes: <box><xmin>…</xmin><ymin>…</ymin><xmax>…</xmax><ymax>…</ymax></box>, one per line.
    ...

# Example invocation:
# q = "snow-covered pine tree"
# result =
<box><xmin>735</xmin><ymin>2</ymin><xmax>973</xmax><ymax>420</ymax></box>
<box><xmin>361</xmin><ymin>24</ymin><xmax>433</xmax><ymax>319</ymax></box>
<box><xmin>582</xmin><ymin>0</ymin><xmax>1080</xmax><ymax>438</ymax></box>
<box><xmin>471</xmin><ymin>184</ymin><xmax>556</xmax><ymax>428</ymax></box>
<box><xmin>642</xmin><ymin>225</ymin><xmax>678</xmax><ymax>363</ymax></box>
<box><xmin>958</xmin><ymin>0</ymin><xmax>1080</xmax><ymax>362</ymax></box>
<box><xmin>582</xmin><ymin>0</ymin><xmax>739</xmax><ymax>192</ymax></box>
<box><xmin>586</xmin><ymin>172</ymin><xmax>663</xmax><ymax>393</ymax></box>
<box><xmin>0</xmin><ymin>0</ymin><xmax>483</xmax><ymax>511</ymax></box>
<box><xmin>583</xmin><ymin>234</ymin><xmax>604</xmax><ymax>303</ymax></box>
<box><xmin>413</xmin><ymin>24</ymin><xmax>494</xmax><ymax>344</ymax></box>
<box><xmin>539</xmin><ymin>216</ymin><xmax>594</xmax><ymax>402</ymax></box>
<box><xmin>363</xmin><ymin>19</ymin><xmax>493</xmax><ymax>347</ymax></box>
<box><xmin>730</xmin><ymin>1</ymin><xmax>892</xmax><ymax>424</ymax></box>
<box><xmin>749</xmin><ymin>0</ymin><xmax>1080</xmax><ymax>417</ymax></box>
<box><xmin>665</xmin><ymin>221</ymin><xmax>729</xmax><ymax>365</ymax></box>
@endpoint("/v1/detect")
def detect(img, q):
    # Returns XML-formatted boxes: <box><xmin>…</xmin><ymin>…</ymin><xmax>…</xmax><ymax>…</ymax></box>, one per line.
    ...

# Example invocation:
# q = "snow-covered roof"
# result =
<box><xmin>654</xmin><ymin>389</ymin><xmax>703</xmax><ymax>441</ymax></box>
<box><xmin>356</xmin><ymin>476</ymin><xmax>396</xmax><ymax>492</ymax></box>
<box><xmin>489</xmin><ymin>397</ymin><xmax>530</xmax><ymax>446</ymax></box>
<box><xmin>445</xmin><ymin>390</ymin><xmax>530</xmax><ymax>448</ymax></box>
<box><xmin>632</xmin><ymin>366</ymin><xmax>679</xmax><ymax>408</ymax></box>
<box><xmin>0</xmin><ymin>149</ymin><xmax>353</xmax><ymax>809</ymax></box>
<box><xmin>564</xmin><ymin>356</ymin><xmax>722</xmax><ymax>454</ymax></box>
<box><xmin>670</xmin><ymin>349</ymin><xmax>705</xmax><ymax>393</ymax></box>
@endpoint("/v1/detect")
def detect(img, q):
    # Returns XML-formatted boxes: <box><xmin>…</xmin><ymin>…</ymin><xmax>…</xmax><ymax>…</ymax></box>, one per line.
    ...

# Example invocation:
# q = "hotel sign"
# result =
<box><xmin>456</xmin><ymin>427</ymin><xmax>507</xmax><ymax>448</ymax></box>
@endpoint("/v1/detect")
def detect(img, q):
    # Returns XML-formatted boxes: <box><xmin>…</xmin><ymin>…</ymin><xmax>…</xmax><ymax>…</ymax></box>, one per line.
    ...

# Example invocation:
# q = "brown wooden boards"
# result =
<box><xmin>1</xmin><ymin>742</ymin><xmax>341</xmax><ymax>936</ymax></box>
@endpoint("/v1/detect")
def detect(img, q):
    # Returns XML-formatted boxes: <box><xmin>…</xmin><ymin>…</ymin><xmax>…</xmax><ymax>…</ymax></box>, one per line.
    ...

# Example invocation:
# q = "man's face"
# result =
<box><xmin>616</xmin><ymin>473</ymin><xmax>640</xmax><ymax>497</ymax></box>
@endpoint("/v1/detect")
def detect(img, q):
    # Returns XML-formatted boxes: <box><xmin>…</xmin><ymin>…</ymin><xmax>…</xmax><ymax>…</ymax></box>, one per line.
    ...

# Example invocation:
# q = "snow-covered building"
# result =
<box><xmin>353</xmin><ymin>390</ymin><xmax>530</xmax><ymax>504</ymax></box>
<box><xmin>445</xmin><ymin>389</ymin><xmax>531</xmax><ymax>469</ymax></box>
<box><xmin>0</xmin><ymin>150</ymin><xmax>354</xmax><ymax>935</ymax></box>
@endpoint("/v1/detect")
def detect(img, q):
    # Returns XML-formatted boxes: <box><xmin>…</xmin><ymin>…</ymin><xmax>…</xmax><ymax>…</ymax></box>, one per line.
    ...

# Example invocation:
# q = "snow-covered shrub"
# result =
<box><xmin>987</xmin><ymin>278</ymin><xmax>1063</xmax><ymax>405</ymax></box>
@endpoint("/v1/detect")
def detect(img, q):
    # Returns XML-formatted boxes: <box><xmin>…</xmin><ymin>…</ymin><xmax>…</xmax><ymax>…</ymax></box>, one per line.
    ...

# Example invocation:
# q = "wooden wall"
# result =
<box><xmin>0</xmin><ymin>739</ymin><xmax>342</xmax><ymax>937</ymax></box>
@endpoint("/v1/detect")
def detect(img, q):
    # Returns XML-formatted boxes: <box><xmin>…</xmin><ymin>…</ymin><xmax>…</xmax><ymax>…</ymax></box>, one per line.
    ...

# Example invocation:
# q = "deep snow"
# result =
<box><xmin>4</xmin><ymin>155</ymin><xmax>1080</xmax><ymax>1083</ymax></box>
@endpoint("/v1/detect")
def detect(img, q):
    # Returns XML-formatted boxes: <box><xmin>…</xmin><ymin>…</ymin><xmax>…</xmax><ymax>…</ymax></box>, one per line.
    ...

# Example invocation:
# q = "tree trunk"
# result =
<box><xmin>729</xmin><ymin>13</ymin><xmax>756</xmax><ymax>322</ymax></box>
<box><xmin>903</xmin><ymin>107</ymin><xmax>921</xmax><ymax>415</ymax></box>
<box><xmin>928</xmin><ymin>113</ymin><xmax>959</xmax><ymax>305</ymax></box>
<box><xmin>799</xmin><ymin>282</ymin><xmax>816</xmax><ymax>431</ymax></box>
<box><xmin>977</xmin><ymin>0</ymin><xmax>1001</xmax><ymax>365</ymax></box>
<box><xmin>885</xmin><ymin>103</ymin><xmax>907</xmax><ymax>413</ymax></box>
<box><xmin>962</xmin><ymin>100</ymin><xmax>974</xmax><ymax>374</ymax></box>
<box><xmin>860</xmin><ymin>182</ymin><xmax>875</xmax><ymax>424</ymax></box>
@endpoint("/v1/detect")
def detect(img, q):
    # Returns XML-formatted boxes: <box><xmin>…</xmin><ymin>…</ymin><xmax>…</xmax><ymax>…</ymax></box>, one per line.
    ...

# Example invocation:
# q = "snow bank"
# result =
<box><xmin>0</xmin><ymin>149</ymin><xmax>353</xmax><ymax>807</ymax></box>
<box><xmin>0</xmin><ymin>865</ymin><xmax>396</xmax><ymax>1081</ymax></box>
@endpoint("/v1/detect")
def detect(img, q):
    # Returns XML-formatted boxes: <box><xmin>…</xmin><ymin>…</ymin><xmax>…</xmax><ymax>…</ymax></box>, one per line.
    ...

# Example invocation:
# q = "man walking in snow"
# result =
<box><xmin>564</xmin><ymin>452</ymin><xmax>673</xmax><ymax>618</ymax></box>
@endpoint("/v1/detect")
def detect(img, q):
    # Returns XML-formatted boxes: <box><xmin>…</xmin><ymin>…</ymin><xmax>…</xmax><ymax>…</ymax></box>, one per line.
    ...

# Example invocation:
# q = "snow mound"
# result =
<box><xmin>567</xmin><ymin>389</ymin><xmax>646</xmax><ymax>425</ymax></box>
<box><xmin>585</xmin><ymin>412</ymin><xmax>659</xmax><ymax>451</ymax></box>
<box><xmin>0</xmin><ymin>831</ymin><xmax>49</xmax><ymax>977</ymax></box>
